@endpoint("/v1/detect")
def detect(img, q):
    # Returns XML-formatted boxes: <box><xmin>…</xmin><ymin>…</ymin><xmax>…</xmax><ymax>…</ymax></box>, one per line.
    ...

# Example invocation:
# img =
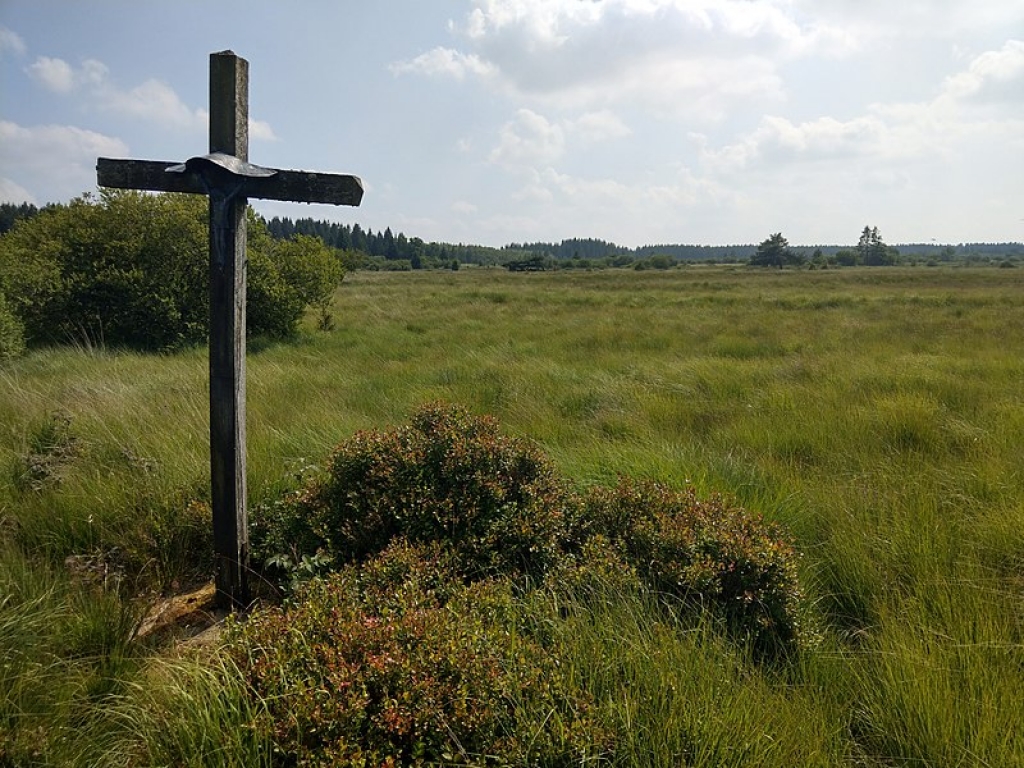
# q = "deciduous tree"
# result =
<box><xmin>0</xmin><ymin>190</ymin><xmax>344</xmax><ymax>350</ymax></box>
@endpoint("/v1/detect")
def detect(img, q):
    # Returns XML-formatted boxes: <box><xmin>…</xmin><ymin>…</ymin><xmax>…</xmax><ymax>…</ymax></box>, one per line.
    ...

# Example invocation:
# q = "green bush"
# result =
<box><xmin>0</xmin><ymin>191</ymin><xmax>344</xmax><ymax>350</ymax></box>
<box><xmin>254</xmin><ymin>403</ymin><xmax>569</xmax><ymax>582</ymax></box>
<box><xmin>246</xmin><ymin>225</ymin><xmax>344</xmax><ymax>338</ymax></box>
<box><xmin>240</xmin><ymin>405</ymin><xmax>811</xmax><ymax>762</ymax></box>
<box><xmin>0</xmin><ymin>191</ymin><xmax>208</xmax><ymax>349</ymax></box>
<box><xmin>579</xmin><ymin>479</ymin><xmax>807</xmax><ymax>659</ymax></box>
<box><xmin>0</xmin><ymin>290</ymin><xmax>25</xmax><ymax>361</ymax></box>
<box><xmin>227</xmin><ymin>542</ymin><xmax>614</xmax><ymax>767</ymax></box>
<box><xmin>252</xmin><ymin>404</ymin><xmax>809</xmax><ymax>659</ymax></box>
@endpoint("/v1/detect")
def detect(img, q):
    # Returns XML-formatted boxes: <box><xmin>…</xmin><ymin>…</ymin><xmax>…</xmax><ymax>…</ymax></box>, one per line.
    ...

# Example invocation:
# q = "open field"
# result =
<box><xmin>2</xmin><ymin>265</ymin><xmax>1023</xmax><ymax>765</ymax></box>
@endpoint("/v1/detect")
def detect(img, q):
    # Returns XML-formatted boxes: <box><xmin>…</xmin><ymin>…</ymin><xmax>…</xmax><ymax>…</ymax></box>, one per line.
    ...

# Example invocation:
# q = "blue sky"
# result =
<box><xmin>1</xmin><ymin>1</ymin><xmax>1022</xmax><ymax>247</ymax></box>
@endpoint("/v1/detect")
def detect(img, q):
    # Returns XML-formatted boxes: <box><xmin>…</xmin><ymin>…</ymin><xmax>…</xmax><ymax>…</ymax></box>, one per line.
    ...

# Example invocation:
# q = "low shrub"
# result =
<box><xmin>252</xmin><ymin>404</ymin><xmax>809</xmax><ymax>660</ymax></box>
<box><xmin>253</xmin><ymin>402</ymin><xmax>569</xmax><ymax>582</ymax></box>
<box><xmin>239</xmin><ymin>405</ymin><xmax>811</xmax><ymax>762</ymax></box>
<box><xmin>579</xmin><ymin>479</ymin><xmax>807</xmax><ymax>659</ymax></box>
<box><xmin>227</xmin><ymin>542</ymin><xmax>615</xmax><ymax>767</ymax></box>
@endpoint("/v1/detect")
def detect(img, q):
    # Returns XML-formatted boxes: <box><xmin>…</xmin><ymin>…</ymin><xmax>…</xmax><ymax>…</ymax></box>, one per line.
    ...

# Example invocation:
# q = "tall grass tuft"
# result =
<box><xmin>537</xmin><ymin>574</ymin><xmax>846</xmax><ymax>766</ymax></box>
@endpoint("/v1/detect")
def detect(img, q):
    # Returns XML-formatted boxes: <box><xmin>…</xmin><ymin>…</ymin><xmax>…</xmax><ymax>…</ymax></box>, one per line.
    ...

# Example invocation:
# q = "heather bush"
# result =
<box><xmin>579</xmin><ymin>479</ymin><xmax>807</xmax><ymax>659</ymax></box>
<box><xmin>253</xmin><ymin>404</ymin><xmax>809</xmax><ymax>658</ymax></box>
<box><xmin>227</xmin><ymin>542</ymin><xmax>615</xmax><ymax>767</ymax></box>
<box><xmin>254</xmin><ymin>403</ymin><xmax>569</xmax><ymax>582</ymax></box>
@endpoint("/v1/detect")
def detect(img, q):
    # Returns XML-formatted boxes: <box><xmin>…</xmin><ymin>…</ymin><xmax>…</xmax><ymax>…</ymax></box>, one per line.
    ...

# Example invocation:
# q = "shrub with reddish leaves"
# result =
<box><xmin>256</xmin><ymin>403</ymin><xmax>569</xmax><ymax>582</ymax></box>
<box><xmin>238</xmin><ymin>405</ymin><xmax>812</xmax><ymax>763</ymax></box>
<box><xmin>579</xmin><ymin>479</ymin><xmax>807</xmax><ymax>659</ymax></box>
<box><xmin>227</xmin><ymin>541</ymin><xmax>615</xmax><ymax>767</ymax></box>
<box><xmin>251</xmin><ymin>403</ymin><xmax>809</xmax><ymax>660</ymax></box>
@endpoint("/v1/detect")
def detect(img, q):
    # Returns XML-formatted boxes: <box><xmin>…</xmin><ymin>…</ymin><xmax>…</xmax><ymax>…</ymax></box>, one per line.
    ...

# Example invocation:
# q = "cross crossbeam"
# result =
<box><xmin>96</xmin><ymin>157</ymin><xmax>363</xmax><ymax>206</ymax></box>
<box><xmin>96</xmin><ymin>51</ymin><xmax>362</xmax><ymax>608</ymax></box>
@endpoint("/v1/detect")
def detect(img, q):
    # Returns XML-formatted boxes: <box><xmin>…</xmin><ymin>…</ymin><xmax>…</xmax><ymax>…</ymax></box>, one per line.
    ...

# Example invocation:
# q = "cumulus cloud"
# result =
<box><xmin>0</xmin><ymin>119</ymin><xmax>129</xmax><ymax>203</ymax></box>
<box><xmin>941</xmin><ymin>39</ymin><xmax>1024</xmax><ymax>103</ymax></box>
<box><xmin>0</xmin><ymin>177</ymin><xmax>36</xmax><ymax>205</ymax></box>
<box><xmin>27</xmin><ymin>56</ymin><xmax>107</xmax><ymax>93</ymax></box>
<box><xmin>249</xmin><ymin>118</ymin><xmax>278</xmax><ymax>141</ymax></box>
<box><xmin>397</xmin><ymin>0</ymin><xmax>851</xmax><ymax>116</ymax></box>
<box><xmin>702</xmin><ymin>38</ymin><xmax>1024</xmax><ymax>178</ymax></box>
<box><xmin>452</xmin><ymin>200</ymin><xmax>478</xmax><ymax>214</ymax></box>
<box><xmin>488</xmin><ymin>108</ymin><xmax>632</xmax><ymax>170</ymax></box>
<box><xmin>489</xmin><ymin>109</ymin><xmax>566</xmax><ymax>167</ymax></box>
<box><xmin>21</xmin><ymin>55</ymin><xmax>276</xmax><ymax>139</ymax></box>
<box><xmin>99</xmin><ymin>76</ymin><xmax>206</xmax><ymax>131</ymax></box>
<box><xmin>28</xmin><ymin>56</ymin><xmax>75</xmax><ymax>92</ymax></box>
<box><xmin>701</xmin><ymin>114</ymin><xmax>890</xmax><ymax>173</ymax></box>
<box><xmin>390</xmin><ymin>47</ymin><xmax>495</xmax><ymax>80</ymax></box>
<box><xmin>0</xmin><ymin>120</ymin><xmax>128</xmax><ymax>165</ymax></box>
<box><xmin>573</xmin><ymin>110</ymin><xmax>632</xmax><ymax>142</ymax></box>
<box><xmin>792</xmin><ymin>0</ymin><xmax>1024</xmax><ymax>40</ymax></box>
<box><xmin>471</xmin><ymin>158</ymin><xmax>734</xmax><ymax>246</ymax></box>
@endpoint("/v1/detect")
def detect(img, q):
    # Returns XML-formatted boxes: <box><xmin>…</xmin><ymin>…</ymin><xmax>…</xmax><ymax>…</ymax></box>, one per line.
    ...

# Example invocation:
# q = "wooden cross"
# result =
<box><xmin>96</xmin><ymin>51</ymin><xmax>363</xmax><ymax>608</ymax></box>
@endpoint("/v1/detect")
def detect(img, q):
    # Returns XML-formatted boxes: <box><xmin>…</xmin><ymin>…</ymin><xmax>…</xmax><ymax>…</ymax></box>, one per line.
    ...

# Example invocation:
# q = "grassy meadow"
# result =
<box><xmin>2</xmin><ymin>264</ymin><xmax>1023</xmax><ymax>765</ymax></box>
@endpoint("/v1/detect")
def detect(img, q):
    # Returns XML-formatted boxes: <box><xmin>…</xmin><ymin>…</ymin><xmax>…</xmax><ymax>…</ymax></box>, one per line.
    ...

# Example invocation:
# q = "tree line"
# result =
<box><xmin>248</xmin><ymin>214</ymin><xmax>1024</xmax><ymax>270</ymax></box>
<box><xmin>2</xmin><ymin>202</ymin><xmax>1021</xmax><ymax>273</ymax></box>
<box><xmin>264</xmin><ymin>216</ymin><xmax>504</xmax><ymax>270</ymax></box>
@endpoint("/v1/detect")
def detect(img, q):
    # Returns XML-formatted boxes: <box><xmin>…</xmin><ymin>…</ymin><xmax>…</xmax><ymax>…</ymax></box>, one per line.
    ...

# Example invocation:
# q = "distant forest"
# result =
<box><xmin>2</xmin><ymin>201</ymin><xmax>1021</xmax><ymax>269</ymax></box>
<box><xmin>263</xmin><ymin>215</ymin><xmax>1024</xmax><ymax>269</ymax></box>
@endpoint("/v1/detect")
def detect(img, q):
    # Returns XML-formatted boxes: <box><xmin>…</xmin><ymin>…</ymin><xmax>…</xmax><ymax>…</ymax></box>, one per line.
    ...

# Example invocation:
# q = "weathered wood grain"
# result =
<box><xmin>207</xmin><ymin>51</ymin><xmax>250</xmax><ymax>610</ymax></box>
<box><xmin>96</xmin><ymin>158</ymin><xmax>364</xmax><ymax>206</ymax></box>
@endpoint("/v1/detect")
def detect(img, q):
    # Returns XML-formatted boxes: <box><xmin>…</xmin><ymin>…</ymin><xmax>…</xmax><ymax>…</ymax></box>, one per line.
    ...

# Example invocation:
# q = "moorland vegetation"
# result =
<box><xmin>1</xmin><ymin>195</ymin><xmax>1023</xmax><ymax>765</ymax></box>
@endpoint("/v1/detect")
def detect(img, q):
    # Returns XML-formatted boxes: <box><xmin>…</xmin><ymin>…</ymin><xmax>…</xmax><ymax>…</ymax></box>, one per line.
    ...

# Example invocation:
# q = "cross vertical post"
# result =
<box><xmin>208</xmin><ymin>52</ymin><xmax>249</xmax><ymax>608</ymax></box>
<box><xmin>95</xmin><ymin>51</ymin><xmax>363</xmax><ymax>611</ymax></box>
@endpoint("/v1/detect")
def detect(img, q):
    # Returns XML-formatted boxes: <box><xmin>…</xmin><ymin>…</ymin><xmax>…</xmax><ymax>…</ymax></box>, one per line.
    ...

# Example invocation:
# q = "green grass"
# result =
<box><xmin>2</xmin><ymin>265</ymin><xmax>1023</xmax><ymax>765</ymax></box>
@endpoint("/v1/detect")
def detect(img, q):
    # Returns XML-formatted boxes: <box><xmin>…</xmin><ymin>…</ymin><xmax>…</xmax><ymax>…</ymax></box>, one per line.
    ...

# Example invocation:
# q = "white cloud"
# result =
<box><xmin>400</xmin><ymin>0</ymin><xmax>851</xmax><ymax>117</ymax></box>
<box><xmin>0</xmin><ymin>120</ymin><xmax>130</xmax><ymax>203</ymax></box>
<box><xmin>573</xmin><ymin>110</ymin><xmax>632</xmax><ymax>143</ymax></box>
<box><xmin>79</xmin><ymin>59</ymin><xmax>108</xmax><ymax>87</ymax></box>
<box><xmin>0</xmin><ymin>120</ymin><xmax>128</xmax><ymax>163</ymax></box>
<box><xmin>28</xmin><ymin>56</ymin><xmax>76</xmax><ymax>92</ymax></box>
<box><xmin>0</xmin><ymin>26</ymin><xmax>26</xmax><ymax>57</ymax></box>
<box><xmin>701</xmin><ymin>114</ymin><xmax>889</xmax><ymax>173</ymax></box>
<box><xmin>390</xmin><ymin>46</ymin><xmax>495</xmax><ymax>80</ymax></box>
<box><xmin>702</xmin><ymin>39</ymin><xmax>1024</xmax><ymax>178</ymax></box>
<box><xmin>489</xmin><ymin>108</ymin><xmax>566</xmax><ymax>168</ymax></box>
<box><xmin>27</xmin><ymin>56</ymin><xmax>108</xmax><ymax>93</ymax></box>
<box><xmin>249</xmin><ymin>118</ymin><xmax>278</xmax><ymax>142</ymax></box>
<box><xmin>941</xmin><ymin>39</ymin><xmax>1024</xmax><ymax>103</ymax></box>
<box><xmin>99</xmin><ymin>77</ymin><xmax>206</xmax><ymax>131</ymax></box>
<box><xmin>20</xmin><ymin>55</ymin><xmax>276</xmax><ymax>140</ymax></box>
<box><xmin>792</xmin><ymin>0</ymin><xmax>1024</xmax><ymax>40</ymax></box>
<box><xmin>488</xmin><ymin>107</ymin><xmax>633</xmax><ymax>172</ymax></box>
<box><xmin>452</xmin><ymin>200</ymin><xmax>478</xmax><ymax>214</ymax></box>
<box><xmin>472</xmin><ymin>158</ymin><xmax>735</xmax><ymax>246</ymax></box>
